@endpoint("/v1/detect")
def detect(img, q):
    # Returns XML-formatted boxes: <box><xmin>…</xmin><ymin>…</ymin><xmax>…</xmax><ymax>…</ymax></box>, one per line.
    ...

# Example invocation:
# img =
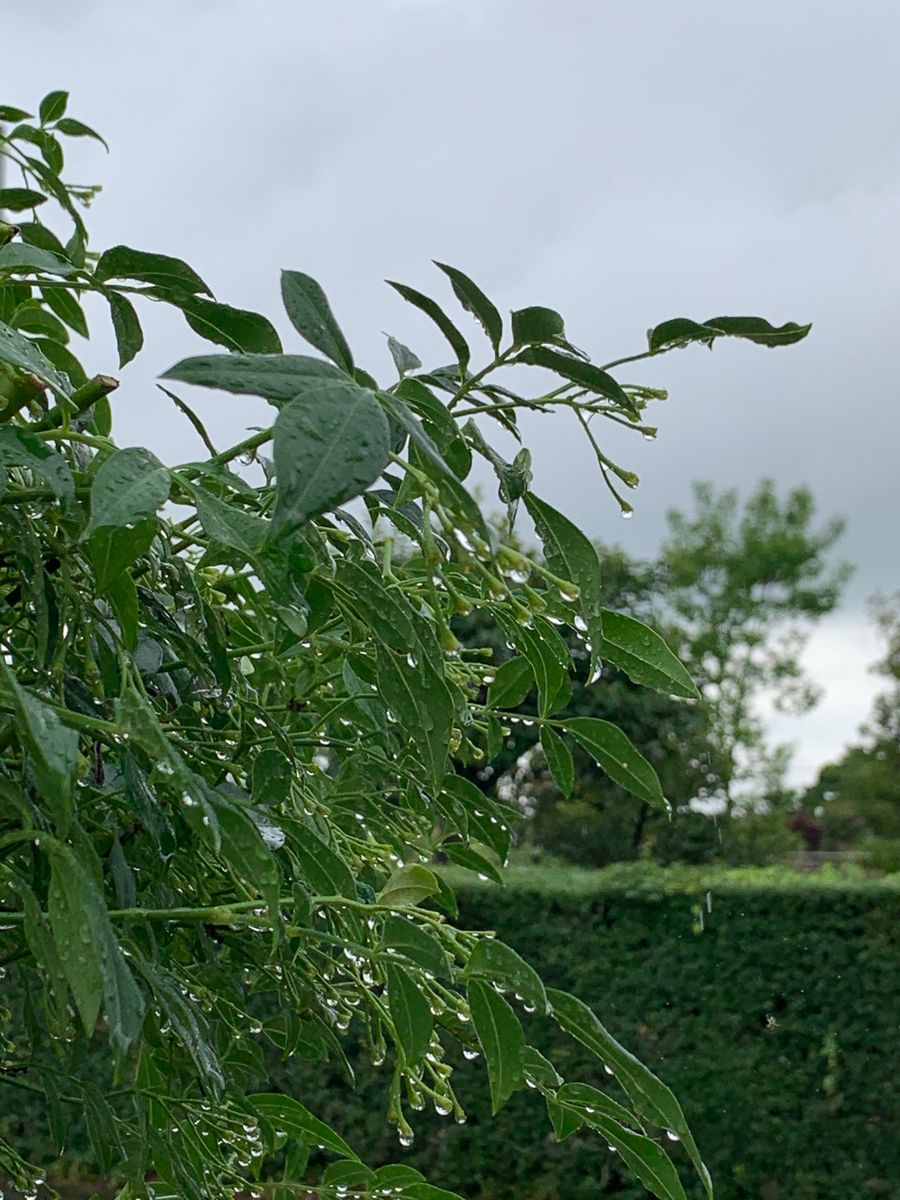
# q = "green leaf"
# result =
<box><xmin>83</xmin><ymin>1084</ymin><xmax>121</xmax><ymax>1176</ymax></box>
<box><xmin>162</xmin><ymin>351</ymin><xmax>346</xmax><ymax>403</ymax></box>
<box><xmin>271</xmin><ymin>381</ymin><xmax>390</xmax><ymax>531</ymax></box>
<box><xmin>517</xmin><ymin>345</ymin><xmax>635</xmax><ymax>412</ymax></box>
<box><xmin>556</xmin><ymin>1082</ymin><xmax>643</xmax><ymax>1130</ymax></box>
<box><xmin>433</xmin><ymin>262</ymin><xmax>503</xmax><ymax>352</ymax></box>
<box><xmin>385</xmin><ymin>334</ymin><xmax>421</xmax><ymax>377</ymax></box>
<box><xmin>563</xmin><ymin>717</ymin><xmax>667</xmax><ymax>809</ymax></box>
<box><xmin>87</xmin><ymin>447</ymin><xmax>170</xmax><ymax>531</ymax></box>
<box><xmin>464</xmin><ymin>938</ymin><xmax>547</xmax><ymax>1014</ymax></box>
<box><xmin>547</xmin><ymin>989</ymin><xmax>712</xmax><ymax>1200</ymax></box>
<box><xmin>322</xmin><ymin>1161</ymin><xmax>376</xmax><ymax>1189</ymax></box>
<box><xmin>47</xmin><ymin>848</ymin><xmax>145</xmax><ymax>1056</ymax></box>
<box><xmin>375</xmin><ymin>644</ymin><xmax>454</xmax><ymax>790</ymax></box>
<box><xmin>291</xmin><ymin>824</ymin><xmax>355</xmax><ymax>898</ymax></box>
<box><xmin>511</xmin><ymin>306</ymin><xmax>565</xmax><ymax>345</ymax></box>
<box><xmin>0</xmin><ymin>317</ymin><xmax>70</xmax><ymax>397</ymax></box>
<box><xmin>647</xmin><ymin>315</ymin><xmax>811</xmax><ymax>353</ymax></box>
<box><xmin>249</xmin><ymin>1094</ymin><xmax>359</xmax><ymax>1160</ymax></box>
<box><xmin>106</xmin><ymin>569</ymin><xmax>138</xmax><ymax>651</ymax></box>
<box><xmin>251</xmin><ymin>748</ymin><xmax>293</xmax><ymax>807</ymax></box>
<box><xmin>377</xmin><ymin>864</ymin><xmax>439</xmax><ymax>908</ymax></box>
<box><xmin>0</xmin><ymin>426</ymin><xmax>75</xmax><ymax>507</ymax></box>
<box><xmin>95</xmin><ymin>245</ymin><xmax>211</xmax><ymax>295</ymax></box>
<box><xmin>0</xmin><ymin>188</ymin><xmax>48</xmax><ymax>212</ymax></box>
<box><xmin>375</xmin><ymin>1166</ymin><xmax>426</xmax><ymax>1188</ymax></box>
<box><xmin>186</xmin><ymin>482</ymin><xmax>267</xmax><ymax>556</ymax></box>
<box><xmin>379</xmin><ymin>915</ymin><xmax>449</xmax><ymax>978</ymax></box>
<box><xmin>175</xmin><ymin>295</ymin><xmax>283</xmax><ymax>354</ymax></box>
<box><xmin>39</xmin><ymin>90</ymin><xmax>69</xmax><ymax>123</ymax></box>
<box><xmin>88</xmin><ymin>518</ymin><xmax>157</xmax><ymax>591</ymax></box>
<box><xmin>280</xmin><ymin>270</ymin><xmax>354</xmax><ymax>372</ymax></box>
<box><xmin>540</xmin><ymin>725</ymin><xmax>574</xmax><ymax>798</ymax></box>
<box><xmin>468</xmin><ymin>978</ymin><xmax>527</xmax><ymax>1113</ymax></box>
<box><xmin>592</xmin><ymin>1118</ymin><xmax>689</xmax><ymax>1200</ymax></box>
<box><xmin>132</xmin><ymin>954</ymin><xmax>224</xmax><ymax>1098</ymax></box>
<box><xmin>41</xmin><ymin>285</ymin><xmax>88</xmax><ymax>337</ymax></box>
<box><xmin>547</xmin><ymin>1098</ymin><xmax>584</xmax><ymax>1141</ymax></box>
<box><xmin>600</xmin><ymin>610</ymin><xmax>699</xmax><ymax>698</ymax></box>
<box><xmin>497</xmin><ymin>612</ymin><xmax>569</xmax><ymax>718</ymax></box>
<box><xmin>53</xmin><ymin>117</ymin><xmax>109</xmax><ymax>150</ymax></box>
<box><xmin>443</xmin><ymin>842</ymin><xmax>504</xmax><ymax>885</ymax></box>
<box><xmin>524</xmin><ymin>493</ymin><xmax>603</xmax><ymax>672</ymax></box>
<box><xmin>0</xmin><ymin>662</ymin><xmax>78</xmax><ymax>824</ymax></box>
<box><xmin>215</xmin><ymin>802</ymin><xmax>281</xmax><ymax>921</ymax></box>
<box><xmin>386</xmin><ymin>962</ymin><xmax>433</xmax><ymax>1063</ymax></box>
<box><xmin>386</xmin><ymin>280</ymin><xmax>470</xmax><ymax>372</ymax></box>
<box><xmin>441</xmin><ymin>773</ymin><xmax>512</xmax><ymax>862</ymax></box>
<box><xmin>487</xmin><ymin>656</ymin><xmax>534</xmax><ymax>709</ymax></box>
<box><xmin>106</xmin><ymin>292</ymin><xmax>143</xmax><ymax>367</ymax></box>
<box><xmin>0</xmin><ymin>106</ymin><xmax>33</xmax><ymax>121</ymax></box>
<box><xmin>0</xmin><ymin>242</ymin><xmax>75</xmax><ymax>276</ymax></box>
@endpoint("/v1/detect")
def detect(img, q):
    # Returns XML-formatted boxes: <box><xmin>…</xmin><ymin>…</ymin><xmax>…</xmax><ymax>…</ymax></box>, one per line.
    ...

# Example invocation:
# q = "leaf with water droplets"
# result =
<box><xmin>468</xmin><ymin>978</ymin><xmax>527</xmax><ymax>1113</ymax></box>
<box><xmin>379</xmin><ymin>915</ymin><xmax>449</xmax><ymax>977</ymax></box>
<box><xmin>386</xmin><ymin>962</ymin><xmax>433</xmax><ymax>1064</ymax></box>
<box><xmin>487</xmin><ymin>656</ymin><xmax>534</xmax><ymax>709</ymax></box>
<box><xmin>386</xmin><ymin>280</ymin><xmax>470</xmax><ymax>373</ymax></box>
<box><xmin>464</xmin><ymin>938</ymin><xmax>547</xmax><ymax>1014</ymax></box>
<box><xmin>87</xmin><ymin>446</ymin><xmax>170</xmax><ymax>532</ymax></box>
<box><xmin>563</xmin><ymin>717</ymin><xmax>666</xmax><ymax>809</ymax></box>
<box><xmin>249</xmin><ymin>1094</ymin><xmax>359</xmax><ymax>1160</ymax></box>
<box><xmin>600</xmin><ymin>609</ymin><xmax>699</xmax><ymax>699</ymax></box>
<box><xmin>281</xmin><ymin>270</ymin><xmax>354</xmax><ymax>372</ymax></box>
<box><xmin>433</xmin><ymin>262</ymin><xmax>503</xmax><ymax>353</ymax></box>
<box><xmin>0</xmin><ymin>661</ymin><xmax>78</xmax><ymax>826</ymax></box>
<box><xmin>540</xmin><ymin>724</ymin><xmax>574</xmax><ymax>799</ymax></box>
<box><xmin>377</xmin><ymin>864</ymin><xmax>438</xmax><ymax>908</ymax></box>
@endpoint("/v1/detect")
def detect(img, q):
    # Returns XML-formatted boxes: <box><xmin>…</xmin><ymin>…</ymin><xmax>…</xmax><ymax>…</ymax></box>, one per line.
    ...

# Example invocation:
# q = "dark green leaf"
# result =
<box><xmin>556</xmin><ymin>1082</ymin><xmax>643</xmax><ymax>1130</ymax></box>
<box><xmin>39</xmin><ymin>90</ymin><xmax>69</xmax><ymax>123</ymax></box>
<box><xmin>647</xmin><ymin>315</ymin><xmax>811</xmax><ymax>353</ymax></box>
<box><xmin>517</xmin><ymin>345</ymin><xmax>635</xmax><ymax>412</ymax></box>
<box><xmin>0</xmin><ymin>106</ymin><xmax>33</xmax><ymax>121</ymax></box>
<box><xmin>186</xmin><ymin>482</ymin><xmax>267</xmax><ymax>556</ymax></box>
<box><xmin>162</xmin><ymin>351</ymin><xmax>346</xmax><ymax>403</ymax></box>
<box><xmin>291</xmin><ymin>824</ymin><xmax>355</xmax><ymax>898</ymax></box>
<box><xmin>563</xmin><ymin>717</ymin><xmax>667</xmax><ymax>809</ymax></box>
<box><xmin>249</xmin><ymin>1094</ymin><xmax>359</xmax><ymax>1159</ymax></box>
<box><xmin>433</xmin><ymin>262</ymin><xmax>503</xmax><ymax>352</ymax></box>
<box><xmin>511</xmin><ymin>306</ymin><xmax>564</xmax><ymax>345</ymax></box>
<box><xmin>592</xmin><ymin>1117</ymin><xmax>689</xmax><ymax>1200</ymax></box>
<box><xmin>600</xmin><ymin>609</ymin><xmax>699</xmax><ymax>699</ymax></box>
<box><xmin>53</xmin><ymin>117</ymin><xmax>109</xmax><ymax>150</ymax></box>
<box><xmin>106</xmin><ymin>570</ymin><xmax>138</xmax><ymax>651</ymax></box>
<box><xmin>41</xmin><ymin>285</ymin><xmax>88</xmax><ymax>337</ymax></box>
<box><xmin>87</xmin><ymin>447</ymin><xmax>170</xmax><ymax>531</ymax></box>
<box><xmin>387</xmin><ymin>962</ymin><xmax>433</xmax><ymax>1063</ymax></box>
<box><xmin>547</xmin><ymin>989</ymin><xmax>711</xmax><ymax>1199</ymax></box>
<box><xmin>487</xmin><ymin>656</ymin><xmax>534</xmax><ymax>709</ymax></box>
<box><xmin>175</xmin><ymin>295</ymin><xmax>282</xmax><ymax>354</ymax></box>
<box><xmin>0</xmin><ymin>661</ymin><xmax>78</xmax><ymax>824</ymax></box>
<box><xmin>107</xmin><ymin>292</ymin><xmax>143</xmax><ymax>367</ymax></box>
<box><xmin>280</xmin><ymin>270</ymin><xmax>354</xmax><ymax>372</ymax></box>
<box><xmin>443</xmin><ymin>842</ymin><xmax>504</xmax><ymax>885</ymax></box>
<box><xmin>0</xmin><ymin>426</ymin><xmax>75</xmax><ymax>507</ymax></box>
<box><xmin>0</xmin><ymin>188</ymin><xmax>48</xmax><ymax>212</ymax></box>
<box><xmin>215</xmin><ymin>802</ymin><xmax>281</xmax><ymax>921</ymax></box>
<box><xmin>379</xmin><ymin>916</ymin><xmax>449</xmax><ymax>978</ymax></box>
<box><xmin>251</xmin><ymin>748</ymin><xmax>293</xmax><ymax>807</ymax></box>
<box><xmin>547</xmin><ymin>1098</ymin><xmax>584</xmax><ymax>1141</ymax></box>
<box><xmin>83</xmin><ymin>1084</ymin><xmax>121</xmax><ymax>1176</ymax></box>
<box><xmin>0</xmin><ymin>242</ymin><xmax>75</xmax><ymax>276</ymax></box>
<box><xmin>375</xmin><ymin>644</ymin><xmax>454</xmax><ymax>790</ymax></box>
<box><xmin>95</xmin><ymin>245</ymin><xmax>211</xmax><ymax>295</ymax></box>
<box><xmin>468</xmin><ymin>978</ymin><xmax>526</xmax><ymax>1113</ymax></box>
<box><xmin>464</xmin><ymin>938</ymin><xmax>547</xmax><ymax>1014</ymax></box>
<box><xmin>0</xmin><ymin>317</ymin><xmax>70</xmax><ymax>396</ymax></box>
<box><xmin>540</xmin><ymin>725</ymin><xmax>574</xmax><ymax>798</ymax></box>
<box><xmin>271</xmin><ymin>381</ymin><xmax>390</xmax><ymax>531</ymax></box>
<box><xmin>88</xmin><ymin>518</ymin><xmax>157</xmax><ymax>591</ymax></box>
<box><xmin>386</xmin><ymin>280</ymin><xmax>470</xmax><ymax>372</ymax></box>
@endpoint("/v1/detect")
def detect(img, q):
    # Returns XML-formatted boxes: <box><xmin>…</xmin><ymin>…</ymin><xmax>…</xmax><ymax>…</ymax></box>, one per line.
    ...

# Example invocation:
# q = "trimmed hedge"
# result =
<box><xmin>5</xmin><ymin>866</ymin><xmax>899</xmax><ymax>1199</ymax></box>
<box><xmin>297</xmin><ymin>865</ymin><xmax>900</xmax><ymax>1200</ymax></box>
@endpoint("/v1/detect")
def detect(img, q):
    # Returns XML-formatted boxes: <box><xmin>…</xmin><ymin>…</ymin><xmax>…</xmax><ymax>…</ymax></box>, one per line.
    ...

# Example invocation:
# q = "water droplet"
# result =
<box><xmin>666</xmin><ymin>1130</ymin><xmax>681</xmax><ymax>1142</ymax></box>
<box><xmin>398</xmin><ymin>1129</ymin><xmax>415</xmax><ymax>1148</ymax></box>
<box><xmin>462</xmin><ymin>1047</ymin><xmax>479</xmax><ymax>1060</ymax></box>
<box><xmin>573</xmin><ymin>615</ymin><xmax>588</xmax><ymax>634</ymax></box>
<box><xmin>621</xmin><ymin>508</ymin><xmax>634</xmax><ymax>520</ymax></box>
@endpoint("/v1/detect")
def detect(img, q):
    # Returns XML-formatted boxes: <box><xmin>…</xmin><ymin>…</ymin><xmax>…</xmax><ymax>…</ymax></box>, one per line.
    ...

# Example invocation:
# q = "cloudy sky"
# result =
<box><xmin>5</xmin><ymin>0</ymin><xmax>899</xmax><ymax>785</ymax></box>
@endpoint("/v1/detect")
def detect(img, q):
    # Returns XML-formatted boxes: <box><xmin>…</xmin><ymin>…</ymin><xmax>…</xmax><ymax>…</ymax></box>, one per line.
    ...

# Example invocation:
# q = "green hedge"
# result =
<box><xmin>5</xmin><ymin>866</ymin><xmax>899</xmax><ymax>1199</ymax></box>
<box><xmin>296</xmin><ymin>865</ymin><xmax>900</xmax><ymax>1200</ymax></box>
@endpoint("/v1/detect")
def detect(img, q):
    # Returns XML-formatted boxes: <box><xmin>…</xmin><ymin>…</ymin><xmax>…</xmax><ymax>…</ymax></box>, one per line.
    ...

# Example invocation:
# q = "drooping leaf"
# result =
<box><xmin>106</xmin><ymin>292</ymin><xmax>143</xmax><ymax>367</ymax></box>
<box><xmin>600</xmin><ymin>609</ymin><xmax>699</xmax><ymax>699</ymax></box>
<box><xmin>270</xmin><ymin>381</ymin><xmax>390</xmax><ymax>531</ymax></box>
<box><xmin>290</xmin><ymin>824</ymin><xmax>355</xmax><ymax>898</ymax></box>
<box><xmin>591</xmin><ymin>1117</ymin><xmax>689</xmax><ymax>1200</ymax></box>
<box><xmin>53</xmin><ymin>117</ymin><xmax>109</xmax><ymax>149</ymax></box>
<box><xmin>540</xmin><ymin>724</ymin><xmax>574</xmax><ymax>798</ymax></box>
<box><xmin>280</xmin><ymin>270</ymin><xmax>354</xmax><ymax>373</ymax></box>
<box><xmin>87</xmin><ymin>447</ymin><xmax>170</xmax><ymax>531</ymax></box>
<box><xmin>464</xmin><ymin>938</ymin><xmax>547</xmax><ymax>1014</ymax></box>
<box><xmin>95</xmin><ymin>245</ymin><xmax>211</xmax><ymax>295</ymax></box>
<box><xmin>433</xmin><ymin>262</ymin><xmax>503</xmax><ymax>352</ymax></box>
<box><xmin>385</xmin><ymin>334</ymin><xmax>422</xmax><ymax>377</ymax></box>
<box><xmin>468</xmin><ymin>978</ymin><xmax>527</xmax><ymax>1113</ymax></box>
<box><xmin>186</xmin><ymin>482</ymin><xmax>267</xmax><ymax>556</ymax></box>
<box><xmin>442</xmin><ymin>842</ymin><xmax>504</xmax><ymax>885</ymax></box>
<box><xmin>386</xmin><ymin>963</ymin><xmax>433</xmax><ymax>1063</ymax></box>
<box><xmin>88</xmin><ymin>518</ymin><xmax>157</xmax><ymax>591</ymax></box>
<box><xmin>564</xmin><ymin>717</ymin><xmax>667</xmax><ymax>808</ymax></box>
<box><xmin>517</xmin><ymin>345</ymin><xmax>636</xmax><ymax>413</ymax></box>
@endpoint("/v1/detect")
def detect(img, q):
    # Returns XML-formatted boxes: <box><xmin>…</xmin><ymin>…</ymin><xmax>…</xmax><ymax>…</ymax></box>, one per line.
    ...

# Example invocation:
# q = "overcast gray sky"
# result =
<box><xmin>5</xmin><ymin>0</ymin><xmax>899</xmax><ymax>785</ymax></box>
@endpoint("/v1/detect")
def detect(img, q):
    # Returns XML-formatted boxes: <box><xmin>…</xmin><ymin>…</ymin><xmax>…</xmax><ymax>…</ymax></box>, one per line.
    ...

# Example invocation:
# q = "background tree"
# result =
<box><xmin>660</xmin><ymin>479</ymin><xmax>850</xmax><ymax>815</ymax></box>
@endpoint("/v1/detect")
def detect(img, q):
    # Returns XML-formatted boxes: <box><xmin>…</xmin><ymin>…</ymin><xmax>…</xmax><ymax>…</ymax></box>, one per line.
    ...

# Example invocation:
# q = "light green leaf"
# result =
<box><xmin>386</xmin><ymin>280</ymin><xmax>470</xmax><ymax>373</ymax></box>
<box><xmin>385</xmin><ymin>334</ymin><xmax>421</xmax><ymax>377</ymax></box>
<box><xmin>249</xmin><ymin>1094</ymin><xmax>359</xmax><ymax>1160</ymax></box>
<box><xmin>548</xmin><ymin>989</ymin><xmax>712</xmax><ymax>1200</ymax></box>
<box><xmin>271</xmin><ymin>381</ymin><xmax>390</xmax><ymax>531</ymax></box>
<box><xmin>464</xmin><ymin>938</ymin><xmax>547</xmax><ymax>1014</ymax></box>
<box><xmin>280</xmin><ymin>270</ymin><xmax>354</xmax><ymax>373</ymax></box>
<box><xmin>377</xmin><ymin>864</ymin><xmax>438</xmax><ymax>908</ymax></box>
<box><xmin>87</xmin><ymin>447</ymin><xmax>170</xmax><ymax>531</ymax></box>
<box><xmin>95</xmin><ymin>245</ymin><xmax>211</xmax><ymax>295</ymax></box>
<box><xmin>540</xmin><ymin>725</ymin><xmax>574</xmax><ymax>799</ymax></box>
<box><xmin>386</xmin><ymin>962</ymin><xmax>433</xmax><ymax>1063</ymax></box>
<box><xmin>433</xmin><ymin>262</ymin><xmax>503</xmax><ymax>352</ymax></box>
<box><xmin>563</xmin><ymin>716</ymin><xmax>667</xmax><ymax>809</ymax></box>
<box><xmin>468</xmin><ymin>978</ymin><xmax>527</xmax><ymax>1112</ymax></box>
<box><xmin>600</xmin><ymin>609</ymin><xmax>699</xmax><ymax>699</ymax></box>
